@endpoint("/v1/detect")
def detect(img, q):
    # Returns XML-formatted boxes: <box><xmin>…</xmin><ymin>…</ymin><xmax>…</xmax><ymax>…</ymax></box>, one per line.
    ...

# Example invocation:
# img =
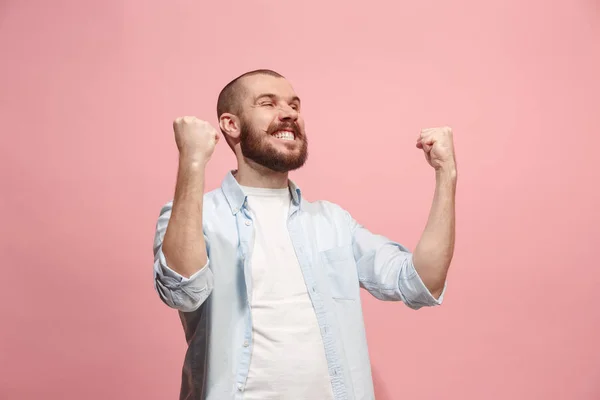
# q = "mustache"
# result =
<box><xmin>267</xmin><ymin>121</ymin><xmax>302</xmax><ymax>138</ymax></box>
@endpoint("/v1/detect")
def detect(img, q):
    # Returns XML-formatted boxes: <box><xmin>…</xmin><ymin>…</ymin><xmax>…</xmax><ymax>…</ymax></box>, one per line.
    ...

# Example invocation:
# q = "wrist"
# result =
<box><xmin>435</xmin><ymin>164</ymin><xmax>457</xmax><ymax>182</ymax></box>
<box><xmin>179</xmin><ymin>152</ymin><xmax>209</xmax><ymax>169</ymax></box>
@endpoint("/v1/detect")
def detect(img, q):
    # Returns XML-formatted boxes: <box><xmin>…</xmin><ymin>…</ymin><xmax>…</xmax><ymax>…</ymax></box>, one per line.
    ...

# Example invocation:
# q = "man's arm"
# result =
<box><xmin>413</xmin><ymin>126</ymin><xmax>457</xmax><ymax>299</ymax></box>
<box><xmin>161</xmin><ymin>157</ymin><xmax>209</xmax><ymax>278</ymax></box>
<box><xmin>347</xmin><ymin>126</ymin><xmax>456</xmax><ymax>309</ymax></box>
<box><xmin>412</xmin><ymin>168</ymin><xmax>456</xmax><ymax>299</ymax></box>
<box><xmin>152</xmin><ymin>117</ymin><xmax>220</xmax><ymax>312</ymax></box>
<box><xmin>161</xmin><ymin>116</ymin><xmax>219</xmax><ymax>277</ymax></box>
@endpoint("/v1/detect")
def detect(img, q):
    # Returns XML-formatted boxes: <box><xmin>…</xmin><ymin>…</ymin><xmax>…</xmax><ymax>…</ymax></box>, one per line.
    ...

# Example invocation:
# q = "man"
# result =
<box><xmin>153</xmin><ymin>69</ymin><xmax>457</xmax><ymax>400</ymax></box>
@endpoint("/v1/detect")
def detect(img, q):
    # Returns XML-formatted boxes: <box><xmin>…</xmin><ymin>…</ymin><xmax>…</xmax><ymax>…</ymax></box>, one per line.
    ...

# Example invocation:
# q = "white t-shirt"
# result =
<box><xmin>240</xmin><ymin>185</ymin><xmax>333</xmax><ymax>400</ymax></box>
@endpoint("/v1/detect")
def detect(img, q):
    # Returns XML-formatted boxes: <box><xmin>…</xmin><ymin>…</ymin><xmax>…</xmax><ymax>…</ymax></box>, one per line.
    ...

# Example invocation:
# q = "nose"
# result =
<box><xmin>278</xmin><ymin>104</ymin><xmax>298</xmax><ymax>121</ymax></box>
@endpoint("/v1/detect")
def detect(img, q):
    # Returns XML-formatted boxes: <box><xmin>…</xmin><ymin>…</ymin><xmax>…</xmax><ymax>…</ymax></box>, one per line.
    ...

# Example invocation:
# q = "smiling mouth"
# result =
<box><xmin>271</xmin><ymin>130</ymin><xmax>295</xmax><ymax>141</ymax></box>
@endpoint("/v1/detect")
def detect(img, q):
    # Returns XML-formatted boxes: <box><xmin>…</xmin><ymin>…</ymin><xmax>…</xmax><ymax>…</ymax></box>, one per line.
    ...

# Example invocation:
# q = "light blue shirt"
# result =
<box><xmin>153</xmin><ymin>171</ymin><xmax>445</xmax><ymax>400</ymax></box>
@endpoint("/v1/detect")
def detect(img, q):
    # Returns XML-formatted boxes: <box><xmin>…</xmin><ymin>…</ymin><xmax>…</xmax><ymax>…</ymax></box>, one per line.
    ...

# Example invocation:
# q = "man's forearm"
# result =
<box><xmin>413</xmin><ymin>167</ymin><xmax>457</xmax><ymax>298</ymax></box>
<box><xmin>162</xmin><ymin>156</ymin><xmax>208</xmax><ymax>278</ymax></box>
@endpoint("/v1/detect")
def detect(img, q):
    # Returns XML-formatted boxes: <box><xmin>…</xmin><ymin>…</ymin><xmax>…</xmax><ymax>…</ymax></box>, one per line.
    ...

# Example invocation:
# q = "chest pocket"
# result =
<box><xmin>320</xmin><ymin>244</ymin><xmax>359</xmax><ymax>300</ymax></box>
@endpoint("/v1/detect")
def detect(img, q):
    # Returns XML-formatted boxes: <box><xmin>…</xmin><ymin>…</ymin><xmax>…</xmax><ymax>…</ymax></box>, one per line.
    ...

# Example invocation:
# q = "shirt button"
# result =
<box><xmin>233</xmin><ymin>208</ymin><xmax>238</xmax><ymax>213</ymax></box>
<box><xmin>237</xmin><ymin>384</ymin><xmax>243</xmax><ymax>391</ymax></box>
<box><xmin>243</xmin><ymin>340</ymin><xmax>249</xmax><ymax>347</ymax></box>
<box><xmin>245</xmin><ymin>220</ymin><xmax>252</xmax><ymax>226</ymax></box>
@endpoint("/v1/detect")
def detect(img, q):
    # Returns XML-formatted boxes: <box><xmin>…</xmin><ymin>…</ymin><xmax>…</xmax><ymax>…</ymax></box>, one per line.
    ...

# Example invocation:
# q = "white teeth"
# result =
<box><xmin>272</xmin><ymin>131</ymin><xmax>295</xmax><ymax>141</ymax></box>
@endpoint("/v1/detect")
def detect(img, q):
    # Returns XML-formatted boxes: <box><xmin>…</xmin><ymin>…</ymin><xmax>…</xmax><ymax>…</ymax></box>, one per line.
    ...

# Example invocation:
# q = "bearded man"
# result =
<box><xmin>153</xmin><ymin>69</ymin><xmax>457</xmax><ymax>400</ymax></box>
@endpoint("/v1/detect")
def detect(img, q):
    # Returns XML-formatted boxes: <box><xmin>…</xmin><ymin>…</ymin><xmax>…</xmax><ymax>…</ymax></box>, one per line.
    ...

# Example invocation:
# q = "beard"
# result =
<box><xmin>239</xmin><ymin>117</ymin><xmax>308</xmax><ymax>173</ymax></box>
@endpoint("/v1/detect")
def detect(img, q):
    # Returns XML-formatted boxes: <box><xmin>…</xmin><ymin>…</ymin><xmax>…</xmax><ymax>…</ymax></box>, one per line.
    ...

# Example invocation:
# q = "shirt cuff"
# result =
<box><xmin>153</xmin><ymin>247</ymin><xmax>213</xmax><ymax>312</ymax></box>
<box><xmin>400</xmin><ymin>254</ymin><xmax>447</xmax><ymax>309</ymax></box>
<box><xmin>158</xmin><ymin>249</ymin><xmax>210</xmax><ymax>282</ymax></box>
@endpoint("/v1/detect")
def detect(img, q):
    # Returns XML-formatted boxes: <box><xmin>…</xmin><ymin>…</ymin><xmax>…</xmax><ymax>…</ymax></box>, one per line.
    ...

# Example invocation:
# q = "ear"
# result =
<box><xmin>219</xmin><ymin>113</ymin><xmax>241</xmax><ymax>140</ymax></box>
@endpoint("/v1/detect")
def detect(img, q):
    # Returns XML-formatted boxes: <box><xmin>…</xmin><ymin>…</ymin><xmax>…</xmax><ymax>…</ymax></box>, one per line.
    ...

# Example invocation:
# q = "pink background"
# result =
<box><xmin>2</xmin><ymin>0</ymin><xmax>599</xmax><ymax>399</ymax></box>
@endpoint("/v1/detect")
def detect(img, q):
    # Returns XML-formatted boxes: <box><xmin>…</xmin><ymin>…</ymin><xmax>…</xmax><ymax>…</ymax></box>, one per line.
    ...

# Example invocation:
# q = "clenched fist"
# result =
<box><xmin>416</xmin><ymin>126</ymin><xmax>456</xmax><ymax>173</ymax></box>
<box><xmin>173</xmin><ymin>116</ymin><xmax>220</xmax><ymax>162</ymax></box>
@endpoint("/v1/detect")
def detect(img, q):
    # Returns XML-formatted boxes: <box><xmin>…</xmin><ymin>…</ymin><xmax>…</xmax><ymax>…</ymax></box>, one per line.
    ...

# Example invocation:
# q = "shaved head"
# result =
<box><xmin>216</xmin><ymin>69</ymin><xmax>285</xmax><ymax>118</ymax></box>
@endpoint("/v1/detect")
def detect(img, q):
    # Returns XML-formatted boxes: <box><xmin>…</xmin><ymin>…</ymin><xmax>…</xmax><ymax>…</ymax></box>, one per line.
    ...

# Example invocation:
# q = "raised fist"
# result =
<box><xmin>416</xmin><ymin>126</ymin><xmax>456</xmax><ymax>172</ymax></box>
<box><xmin>172</xmin><ymin>116</ymin><xmax>220</xmax><ymax>162</ymax></box>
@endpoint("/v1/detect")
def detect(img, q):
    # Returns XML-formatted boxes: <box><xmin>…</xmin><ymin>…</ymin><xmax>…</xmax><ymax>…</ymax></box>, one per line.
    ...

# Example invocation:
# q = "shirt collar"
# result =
<box><xmin>221</xmin><ymin>170</ymin><xmax>303</xmax><ymax>215</ymax></box>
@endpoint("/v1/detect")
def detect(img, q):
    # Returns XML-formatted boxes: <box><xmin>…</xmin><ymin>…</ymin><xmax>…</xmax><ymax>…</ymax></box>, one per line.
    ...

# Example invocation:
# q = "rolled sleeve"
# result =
<box><xmin>397</xmin><ymin>253</ymin><xmax>445</xmax><ymax>310</ymax></box>
<box><xmin>153</xmin><ymin>247</ymin><xmax>213</xmax><ymax>312</ymax></box>
<box><xmin>152</xmin><ymin>202</ymin><xmax>214</xmax><ymax>312</ymax></box>
<box><xmin>347</xmin><ymin>209</ymin><xmax>446</xmax><ymax>309</ymax></box>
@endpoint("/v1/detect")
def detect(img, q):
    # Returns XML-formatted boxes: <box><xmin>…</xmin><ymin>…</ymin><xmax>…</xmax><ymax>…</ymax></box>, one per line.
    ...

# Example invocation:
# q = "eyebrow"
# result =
<box><xmin>255</xmin><ymin>93</ymin><xmax>301</xmax><ymax>104</ymax></box>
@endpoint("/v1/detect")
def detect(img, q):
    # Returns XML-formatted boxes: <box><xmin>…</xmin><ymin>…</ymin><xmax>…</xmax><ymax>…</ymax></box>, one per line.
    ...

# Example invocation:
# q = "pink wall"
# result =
<box><xmin>2</xmin><ymin>0</ymin><xmax>599</xmax><ymax>399</ymax></box>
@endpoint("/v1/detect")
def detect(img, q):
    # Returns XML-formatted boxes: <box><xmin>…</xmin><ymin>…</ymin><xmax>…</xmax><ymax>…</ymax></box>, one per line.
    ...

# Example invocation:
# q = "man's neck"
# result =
<box><xmin>234</xmin><ymin>160</ymin><xmax>289</xmax><ymax>189</ymax></box>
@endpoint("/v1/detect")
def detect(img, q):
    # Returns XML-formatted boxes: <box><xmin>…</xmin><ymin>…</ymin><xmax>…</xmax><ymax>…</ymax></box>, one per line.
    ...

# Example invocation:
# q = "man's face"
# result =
<box><xmin>237</xmin><ymin>75</ymin><xmax>308</xmax><ymax>173</ymax></box>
